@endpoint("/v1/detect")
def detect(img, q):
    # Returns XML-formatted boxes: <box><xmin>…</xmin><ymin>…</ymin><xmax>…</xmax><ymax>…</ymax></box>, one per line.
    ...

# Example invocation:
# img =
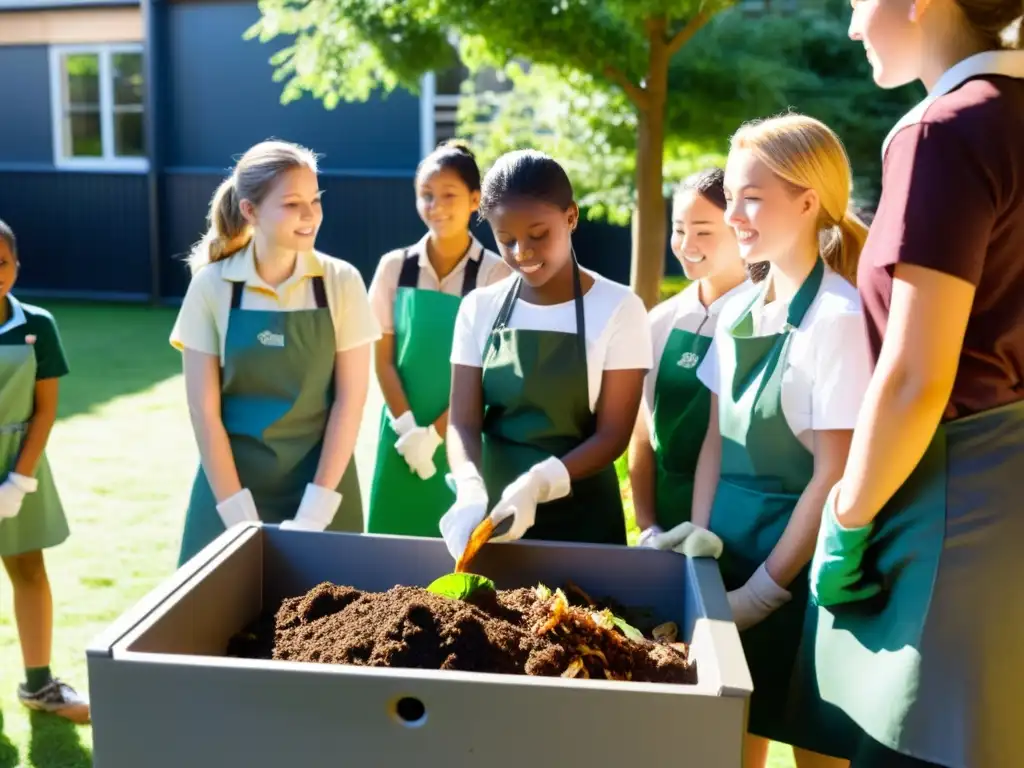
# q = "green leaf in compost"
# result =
<box><xmin>611</xmin><ymin>615</ymin><xmax>645</xmax><ymax>643</ymax></box>
<box><xmin>426</xmin><ymin>573</ymin><xmax>496</xmax><ymax>601</ymax></box>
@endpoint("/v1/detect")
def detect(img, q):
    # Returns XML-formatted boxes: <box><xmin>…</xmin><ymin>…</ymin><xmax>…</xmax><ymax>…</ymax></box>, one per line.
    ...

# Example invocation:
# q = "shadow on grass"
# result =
<box><xmin>28</xmin><ymin>710</ymin><xmax>92</xmax><ymax>768</ymax></box>
<box><xmin>0</xmin><ymin>709</ymin><xmax>19</xmax><ymax>768</ymax></box>
<box><xmin>40</xmin><ymin>301</ymin><xmax>183</xmax><ymax>422</ymax></box>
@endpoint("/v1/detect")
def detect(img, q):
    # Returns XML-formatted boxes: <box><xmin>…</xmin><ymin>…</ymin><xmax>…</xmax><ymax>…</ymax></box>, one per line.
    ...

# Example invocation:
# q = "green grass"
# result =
<box><xmin>0</xmin><ymin>301</ymin><xmax>795</xmax><ymax>767</ymax></box>
<box><xmin>0</xmin><ymin>302</ymin><xmax>193</xmax><ymax>767</ymax></box>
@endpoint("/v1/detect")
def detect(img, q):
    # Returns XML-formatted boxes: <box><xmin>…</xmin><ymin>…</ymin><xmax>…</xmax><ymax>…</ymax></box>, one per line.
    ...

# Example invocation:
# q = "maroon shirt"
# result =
<box><xmin>857</xmin><ymin>73</ymin><xmax>1024</xmax><ymax>420</ymax></box>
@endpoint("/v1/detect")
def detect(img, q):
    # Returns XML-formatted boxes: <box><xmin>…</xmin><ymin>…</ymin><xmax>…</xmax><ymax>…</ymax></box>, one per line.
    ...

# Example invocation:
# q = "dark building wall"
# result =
<box><xmin>0</xmin><ymin>43</ymin><xmax>151</xmax><ymax>297</ymax></box>
<box><xmin>0</xmin><ymin>46</ymin><xmax>53</xmax><ymax>164</ymax></box>
<box><xmin>161</xmin><ymin>2</ymin><xmax>422</xmax><ymax>171</ymax></box>
<box><xmin>0</xmin><ymin>170</ymin><xmax>150</xmax><ymax>298</ymax></box>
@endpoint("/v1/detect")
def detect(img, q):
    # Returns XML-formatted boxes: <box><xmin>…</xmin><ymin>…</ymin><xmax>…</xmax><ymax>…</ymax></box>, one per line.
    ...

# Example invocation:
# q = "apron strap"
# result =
<box><xmin>786</xmin><ymin>258</ymin><xmax>824</xmax><ymax>330</ymax></box>
<box><xmin>485</xmin><ymin>251</ymin><xmax>587</xmax><ymax>361</ymax></box>
<box><xmin>462</xmin><ymin>251</ymin><xmax>483</xmax><ymax>297</ymax></box>
<box><xmin>230</xmin><ymin>280</ymin><xmax>245</xmax><ymax>309</ymax></box>
<box><xmin>397</xmin><ymin>249</ymin><xmax>419</xmax><ymax>289</ymax></box>
<box><xmin>311</xmin><ymin>275</ymin><xmax>328</xmax><ymax>309</ymax></box>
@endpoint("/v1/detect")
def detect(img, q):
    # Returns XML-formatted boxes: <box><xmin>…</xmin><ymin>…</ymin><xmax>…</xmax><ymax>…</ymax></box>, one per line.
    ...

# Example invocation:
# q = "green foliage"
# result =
<box><xmin>460</xmin><ymin>2</ymin><xmax>922</xmax><ymax>217</ymax></box>
<box><xmin>248</xmin><ymin>0</ymin><xmax>921</xmax><ymax>220</ymax></box>
<box><xmin>247</xmin><ymin>0</ymin><xmax>722</xmax><ymax>110</ymax></box>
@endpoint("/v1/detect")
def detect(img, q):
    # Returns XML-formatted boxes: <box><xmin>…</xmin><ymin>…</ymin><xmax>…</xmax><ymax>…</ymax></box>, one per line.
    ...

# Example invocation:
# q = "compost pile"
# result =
<box><xmin>228</xmin><ymin>581</ymin><xmax>695</xmax><ymax>685</ymax></box>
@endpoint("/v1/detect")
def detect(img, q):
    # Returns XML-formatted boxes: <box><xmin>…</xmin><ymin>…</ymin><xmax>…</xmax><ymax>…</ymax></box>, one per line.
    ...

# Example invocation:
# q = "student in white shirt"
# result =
<box><xmin>439</xmin><ymin>150</ymin><xmax>652</xmax><ymax>560</ymax></box>
<box><xmin>628</xmin><ymin>168</ymin><xmax>749</xmax><ymax>547</ymax></box>
<box><xmin>170</xmin><ymin>140</ymin><xmax>380</xmax><ymax>566</ymax></box>
<box><xmin>691</xmin><ymin>115</ymin><xmax>872</xmax><ymax>768</ymax></box>
<box><xmin>365</xmin><ymin>141</ymin><xmax>509</xmax><ymax>537</ymax></box>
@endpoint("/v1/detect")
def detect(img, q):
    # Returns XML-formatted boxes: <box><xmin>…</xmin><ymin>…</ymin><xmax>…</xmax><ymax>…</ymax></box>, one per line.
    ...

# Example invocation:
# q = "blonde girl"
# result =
<box><xmin>170</xmin><ymin>140</ymin><xmax>380</xmax><ymax>564</ymax></box>
<box><xmin>690</xmin><ymin>115</ymin><xmax>872</xmax><ymax>768</ymax></box>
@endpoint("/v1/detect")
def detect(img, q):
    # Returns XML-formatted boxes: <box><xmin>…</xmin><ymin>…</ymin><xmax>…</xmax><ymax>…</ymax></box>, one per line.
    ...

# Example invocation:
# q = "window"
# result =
<box><xmin>49</xmin><ymin>44</ymin><xmax>146</xmax><ymax>170</ymax></box>
<box><xmin>419</xmin><ymin>52</ymin><xmax>515</xmax><ymax>158</ymax></box>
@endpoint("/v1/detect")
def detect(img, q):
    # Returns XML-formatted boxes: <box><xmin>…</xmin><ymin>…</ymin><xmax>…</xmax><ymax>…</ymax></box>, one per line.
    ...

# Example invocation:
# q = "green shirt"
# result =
<box><xmin>0</xmin><ymin>296</ymin><xmax>69</xmax><ymax>380</ymax></box>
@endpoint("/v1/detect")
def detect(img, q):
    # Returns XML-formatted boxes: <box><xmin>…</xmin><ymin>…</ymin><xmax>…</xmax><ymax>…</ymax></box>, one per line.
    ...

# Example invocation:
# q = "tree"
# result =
<box><xmin>460</xmin><ymin>2</ymin><xmax>922</xmax><ymax>228</ymax></box>
<box><xmin>248</xmin><ymin>0</ymin><xmax>736</xmax><ymax>307</ymax></box>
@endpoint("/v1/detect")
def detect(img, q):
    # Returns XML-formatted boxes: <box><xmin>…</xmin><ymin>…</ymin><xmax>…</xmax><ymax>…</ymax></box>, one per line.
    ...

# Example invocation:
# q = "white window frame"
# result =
<box><xmin>48</xmin><ymin>43</ymin><xmax>148</xmax><ymax>172</ymax></box>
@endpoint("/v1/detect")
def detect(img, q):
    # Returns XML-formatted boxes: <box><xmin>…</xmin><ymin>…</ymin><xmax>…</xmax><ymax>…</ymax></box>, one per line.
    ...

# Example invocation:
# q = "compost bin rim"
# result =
<box><xmin>106</xmin><ymin>648</ymin><xmax>735</xmax><ymax>697</ymax></box>
<box><xmin>87</xmin><ymin>522</ymin><xmax>260</xmax><ymax>659</ymax></box>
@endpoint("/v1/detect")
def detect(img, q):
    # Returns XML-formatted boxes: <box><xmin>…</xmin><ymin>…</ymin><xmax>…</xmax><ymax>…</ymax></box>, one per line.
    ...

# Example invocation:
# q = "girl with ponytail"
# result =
<box><xmin>806</xmin><ymin>2</ymin><xmax>1024</xmax><ymax>767</ymax></box>
<box><xmin>686</xmin><ymin>113</ymin><xmax>873</xmax><ymax>768</ymax></box>
<box><xmin>170</xmin><ymin>140</ymin><xmax>381</xmax><ymax>565</ymax></box>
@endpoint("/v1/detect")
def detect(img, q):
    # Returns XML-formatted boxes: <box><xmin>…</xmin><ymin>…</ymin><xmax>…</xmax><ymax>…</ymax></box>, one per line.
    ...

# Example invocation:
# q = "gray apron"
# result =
<box><xmin>178</xmin><ymin>277</ymin><xmax>362</xmax><ymax>565</ymax></box>
<box><xmin>808</xmin><ymin>399</ymin><xmax>1024</xmax><ymax>767</ymax></box>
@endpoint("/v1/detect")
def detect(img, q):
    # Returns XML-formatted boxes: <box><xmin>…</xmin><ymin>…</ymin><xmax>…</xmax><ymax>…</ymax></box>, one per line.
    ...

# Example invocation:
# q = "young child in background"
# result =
<box><xmin>0</xmin><ymin>218</ymin><xmax>89</xmax><ymax>723</ymax></box>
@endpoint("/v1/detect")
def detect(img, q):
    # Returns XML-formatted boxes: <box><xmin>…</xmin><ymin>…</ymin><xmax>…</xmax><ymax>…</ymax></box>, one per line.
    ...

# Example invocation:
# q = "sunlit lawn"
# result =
<box><xmin>0</xmin><ymin>300</ymin><xmax>793</xmax><ymax>767</ymax></box>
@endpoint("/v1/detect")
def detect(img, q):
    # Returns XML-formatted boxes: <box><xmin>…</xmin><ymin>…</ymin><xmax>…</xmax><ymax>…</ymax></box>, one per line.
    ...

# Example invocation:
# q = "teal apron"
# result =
<box><xmin>366</xmin><ymin>248</ymin><xmax>481</xmax><ymax>536</ymax></box>
<box><xmin>806</xmin><ymin>398</ymin><xmax>1024</xmax><ymax>767</ymax></box>
<box><xmin>708</xmin><ymin>259</ymin><xmax>823</xmax><ymax>748</ymax></box>
<box><xmin>650</xmin><ymin>318</ymin><xmax>714</xmax><ymax>529</ymax></box>
<box><xmin>0</xmin><ymin>345</ymin><xmax>67</xmax><ymax>556</ymax></box>
<box><xmin>178</xmin><ymin>276</ymin><xmax>362</xmax><ymax>566</ymax></box>
<box><xmin>481</xmin><ymin>260</ymin><xmax>626</xmax><ymax>545</ymax></box>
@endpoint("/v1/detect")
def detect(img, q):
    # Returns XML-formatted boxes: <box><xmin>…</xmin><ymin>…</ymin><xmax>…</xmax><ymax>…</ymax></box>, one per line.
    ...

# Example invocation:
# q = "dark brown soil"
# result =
<box><xmin>227</xmin><ymin>582</ymin><xmax>695</xmax><ymax>685</ymax></box>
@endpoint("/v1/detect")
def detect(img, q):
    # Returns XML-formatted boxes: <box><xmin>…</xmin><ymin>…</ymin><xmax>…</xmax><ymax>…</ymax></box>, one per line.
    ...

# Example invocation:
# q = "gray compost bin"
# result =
<box><xmin>88</xmin><ymin>523</ymin><xmax>752</xmax><ymax>767</ymax></box>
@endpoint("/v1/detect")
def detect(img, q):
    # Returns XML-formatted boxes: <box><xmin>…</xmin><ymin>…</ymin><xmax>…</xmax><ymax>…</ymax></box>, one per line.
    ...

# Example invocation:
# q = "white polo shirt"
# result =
<box><xmin>170</xmin><ymin>243</ymin><xmax>382</xmax><ymax>360</ymax></box>
<box><xmin>367</xmin><ymin>234</ymin><xmax>511</xmax><ymax>333</ymax></box>
<box><xmin>450</xmin><ymin>270</ymin><xmax>653</xmax><ymax>412</ymax></box>
<box><xmin>697</xmin><ymin>267</ymin><xmax>872</xmax><ymax>449</ymax></box>
<box><xmin>642</xmin><ymin>279</ymin><xmax>751</xmax><ymax>431</ymax></box>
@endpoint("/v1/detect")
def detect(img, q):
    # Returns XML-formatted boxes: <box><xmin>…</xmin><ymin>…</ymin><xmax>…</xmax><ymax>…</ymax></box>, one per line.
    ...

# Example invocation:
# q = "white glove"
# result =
<box><xmin>396</xmin><ymin>425</ymin><xmax>443</xmax><ymax>480</ymax></box>
<box><xmin>489</xmin><ymin>457</ymin><xmax>571</xmax><ymax>544</ymax></box>
<box><xmin>727</xmin><ymin>562</ymin><xmax>792</xmax><ymax>631</ymax></box>
<box><xmin>216</xmin><ymin>488</ymin><xmax>260</xmax><ymax>529</ymax></box>
<box><xmin>280</xmin><ymin>483</ymin><xmax>341</xmax><ymax>532</ymax></box>
<box><xmin>391</xmin><ymin>411</ymin><xmax>441</xmax><ymax>480</ymax></box>
<box><xmin>439</xmin><ymin>464</ymin><xmax>489</xmax><ymax>560</ymax></box>
<box><xmin>649</xmin><ymin>521</ymin><xmax>724</xmax><ymax>559</ymax></box>
<box><xmin>0</xmin><ymin>472</ymin><xmax>37</xmax><ymax>520</ymax></box>
<box><xmin>637</xmin><ymin>525</ymin><xmax>664</xmax><ymax>548</ymax></box>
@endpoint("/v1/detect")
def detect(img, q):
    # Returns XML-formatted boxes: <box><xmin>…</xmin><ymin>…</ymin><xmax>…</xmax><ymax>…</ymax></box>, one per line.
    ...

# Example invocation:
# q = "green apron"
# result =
<box><xmin>480</xmin><ymin>261</ymin><xmax>626</xmax><ymax>545</ymax></box>
<box><xmin>805</xmin><ymin>398</ymin><xmax>1024</xmax><ymax>767</ymax></box>
<box><xmin>708</xmin><ymin>258</ymin><xmax>823</xmax><ymax>747</ymax></box>
<box><xmin>0</xmin><ymin>345</ymin><xmax>67</xmax><ymax>556</ymax></box>
<box><xmin>178</xmin><ymin>276</ymin><xmax>362</xmax><ymax>566</ymax></box>
<box><xmin>366</xmin><ymin>248</ymin><xmax>482</xmax><ymax>536</ymax></box>
<box><xmin>650</xmin><ymin>321</ymin><xmax>713</xmax><ymax>529</ymax></box>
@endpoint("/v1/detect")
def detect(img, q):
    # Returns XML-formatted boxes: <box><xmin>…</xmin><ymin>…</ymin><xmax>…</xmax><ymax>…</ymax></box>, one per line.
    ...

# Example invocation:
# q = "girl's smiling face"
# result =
<box><xmin>242</xmin><ymin>166</ymin><xmax>323</xmax><ymax>253</ymax></box>
<box><xmin>670</xmin><ymin>190</ymin><xmax>740</xmax><ymax>282</ymax></box>
<box><xmin>489</xmin><ymin>197</ymin><xmax>578</xmax><ymax>288</ymax></box>
<box><xmin>416</xmin><ymin>166</ymin><xmax>480</xmax><ymax>241</ymax></box>
<box><xmin>723</xmin><ymin>148</ymin><xmax>817</xmax><ymax>268</ymax></box>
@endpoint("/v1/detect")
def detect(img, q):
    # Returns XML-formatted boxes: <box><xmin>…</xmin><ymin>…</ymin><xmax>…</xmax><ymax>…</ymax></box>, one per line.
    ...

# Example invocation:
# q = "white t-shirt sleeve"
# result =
<box><xmin>450</xmin><ymin>290</ymin><xmax>485</xmax><ymax>367</ymax></box>
<box><xmin>169</xmin><ymin>266</ymin><xmax>220</xmax><ymax>356</ymax></box>
<box><xmin>367</xmin><ymin>251</ymin><xmax>402</xmax><ymax>334</ymax></box>
<box><xmin>810</xmin><ymin>310</ymin><xmax>872</xmax><ymax>431</ymax></box>
<box><xmin>696</xmin><ymin>332</ymin><xmax>722</xmax><ymax>395</ymax></box>
<box><xmin>328</xmin><ymin>260</ymin><xmax>383</xmax><ymax>352</ymax></box>
<box><xmin>602</xmin><ymin>292</ymin><xmax>654</xmax><ymax>371</ymax></box>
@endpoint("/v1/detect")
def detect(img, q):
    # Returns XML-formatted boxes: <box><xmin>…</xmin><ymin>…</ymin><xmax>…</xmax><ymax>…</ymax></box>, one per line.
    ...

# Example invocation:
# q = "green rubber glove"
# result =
<box><xmin>810</xmin><ymin>484</ymin><xmax>882</xmax><ymax>607</ymax></box>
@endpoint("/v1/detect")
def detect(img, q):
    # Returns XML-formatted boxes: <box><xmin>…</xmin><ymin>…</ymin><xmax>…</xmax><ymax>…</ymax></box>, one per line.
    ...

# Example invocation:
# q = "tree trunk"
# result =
<box><xmin>630</xmin><ymin>23</ymin><xmax>669</xmax><ymax>309</ymax></box>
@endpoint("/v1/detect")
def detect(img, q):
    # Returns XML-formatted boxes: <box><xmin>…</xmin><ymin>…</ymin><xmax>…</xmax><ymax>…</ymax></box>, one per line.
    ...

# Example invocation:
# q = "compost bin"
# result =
<box><xmin>87</xmin><ymin>523</ymin><xmax>752</xmax><ymax>767</ymax></box>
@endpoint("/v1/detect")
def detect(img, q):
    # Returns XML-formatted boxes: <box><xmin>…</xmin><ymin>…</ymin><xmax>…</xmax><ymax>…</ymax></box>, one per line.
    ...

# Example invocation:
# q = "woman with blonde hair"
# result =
<box><xmin>688</xmin><ymin>114</ymin><xmax>871</xmax><ymax>767</ymax></box>
<box><xmin>810</xmin><ymin>2</ymin><xmax>1024</xmax><ymax>766</ymax></box>
<box><xmin>170</xmin><ymin>140</ymin><xmax>380</xmax><ymax>565</ymax></box>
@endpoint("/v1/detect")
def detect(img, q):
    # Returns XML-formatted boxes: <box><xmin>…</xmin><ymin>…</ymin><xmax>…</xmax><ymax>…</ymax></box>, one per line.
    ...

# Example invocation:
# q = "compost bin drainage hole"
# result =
<box><xmin>393</xmin><ymin>697</ymin><xmax>427</xmax><ymax>727</ymax></box>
